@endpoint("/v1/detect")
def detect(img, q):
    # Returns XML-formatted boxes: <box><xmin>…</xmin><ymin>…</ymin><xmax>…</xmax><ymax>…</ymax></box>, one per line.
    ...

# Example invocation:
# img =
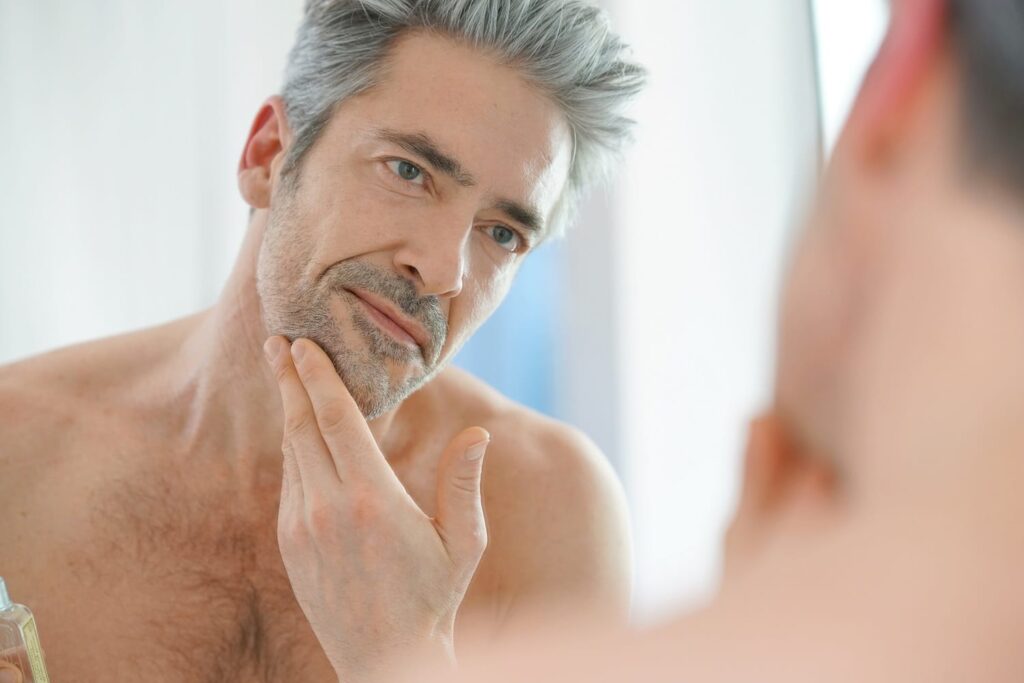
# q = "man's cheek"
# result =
<box><xmin>443</xmin><ymin>288</ymin><xmax>505</xmax><ymax>357</ymax></box>
<box><xmin>465</xmin><ymin>271</ymin><xmax>509</xmax><ymax>321</ymax></box>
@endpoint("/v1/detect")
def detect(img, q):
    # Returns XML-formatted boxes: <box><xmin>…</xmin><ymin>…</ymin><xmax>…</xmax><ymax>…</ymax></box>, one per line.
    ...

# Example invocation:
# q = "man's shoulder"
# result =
<box><xmin>0</xmin><ymin>348</ymin><xmax>93</xmax><ymax>461</ymax></box>
<box><xmin>0</xmin><ymin>337</ymin><xmax>138</xmax><ymax>466</ymax></box>
<box><xmin>430</xmin><ymin>367</ymin><xmax>632</xmax><ymax>613</ymax></box>
<box><xmin>0</xmin><ymin>351</ymin><xmax>69</xmax><ymax>422</ymax></box>
<box><xmin>0</xmin><ymin>352</ymin><xmax>99</xmax><ymax>513</ymax></box>
<box><xmin>428</xmin><ymin>366</ymin><xmax>617</xmax><ymax>494</ymax></box>
<box><xmin>0</xmin><ymin>339</ymin><xmax>112</xmax><ymax>411</ymax></box>
<box><xmin>0</xmin><ymin>326</ymin><xmax>166</xmax><ymax>411</ymax></box>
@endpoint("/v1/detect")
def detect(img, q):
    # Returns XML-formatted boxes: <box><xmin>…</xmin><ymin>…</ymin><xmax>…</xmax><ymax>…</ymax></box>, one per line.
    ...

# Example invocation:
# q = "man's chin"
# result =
<box><xmin>333</xmin><ymin>358</ymin><xmax>430</xmax><ymax>420</ymax></box>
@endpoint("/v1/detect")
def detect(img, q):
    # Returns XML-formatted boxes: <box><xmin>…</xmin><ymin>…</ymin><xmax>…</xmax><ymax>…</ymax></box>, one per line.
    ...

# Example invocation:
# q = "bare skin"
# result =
<box><xmin>429</xmin><ymin>411</ymin><xmax>1024</xmax><ymax>682</ymax></box>
<box><xmin>0</xmin><ymin>33</ymin><xmax>630</xmax><ymax>683</ymax></box>
<box><xmin>0</xmin><ymin>291</ymin><xmax>628</xmax><ymax>683</ymax></box>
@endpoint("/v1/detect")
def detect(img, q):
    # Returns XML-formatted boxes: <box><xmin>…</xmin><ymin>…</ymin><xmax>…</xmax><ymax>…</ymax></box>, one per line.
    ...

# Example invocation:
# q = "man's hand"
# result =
<box><xmin>263</xmin><ymin>336</ymin><xmax>490</xmax><ymax>682</ymax></box>
<box><xmin>723</xmin><ymin>413</ymin><xmax>836</xmax><ymax>586</ymax></box>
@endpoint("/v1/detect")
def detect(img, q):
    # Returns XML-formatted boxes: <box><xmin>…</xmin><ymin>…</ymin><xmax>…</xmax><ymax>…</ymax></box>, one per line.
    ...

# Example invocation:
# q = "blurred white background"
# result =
<box><xmin>0</xmin><ymin>0</ymin><xmax>887</xmax><ymax>621</ymax></box>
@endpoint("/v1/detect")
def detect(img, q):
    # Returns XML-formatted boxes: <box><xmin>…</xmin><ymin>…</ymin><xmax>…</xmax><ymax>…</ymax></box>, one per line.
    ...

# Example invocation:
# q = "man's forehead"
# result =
<box><xmin>339</xmin><ymin>33</ymin><xmax>574</xmax><ymax>227</ymax></box>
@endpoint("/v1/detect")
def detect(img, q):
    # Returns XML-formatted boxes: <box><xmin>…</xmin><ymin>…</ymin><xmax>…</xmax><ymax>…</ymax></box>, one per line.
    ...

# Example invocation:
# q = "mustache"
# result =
<box><xmin>323</xmin><ymin>260</ymin><xmax>448</xmax><ymax>358</ymax></box>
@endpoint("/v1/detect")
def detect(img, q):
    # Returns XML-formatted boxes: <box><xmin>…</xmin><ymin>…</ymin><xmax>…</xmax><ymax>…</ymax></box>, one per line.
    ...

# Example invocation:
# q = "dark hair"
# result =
<box><xmin>947</xmin><ymin>0</ymin><xmax>1024</xmax><ymax>193</ymax></box>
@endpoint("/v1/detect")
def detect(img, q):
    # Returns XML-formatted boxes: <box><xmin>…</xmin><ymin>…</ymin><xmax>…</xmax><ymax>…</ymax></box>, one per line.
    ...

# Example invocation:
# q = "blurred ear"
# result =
<box><xmin>238</xmin><ymin>96</ymin><xmax>293</xmax><ymax>210</ymax></box>
<box><xmin>840</xmin><ymin>0</ymin><xmax>949</xmax><ymax>169</ymax></box>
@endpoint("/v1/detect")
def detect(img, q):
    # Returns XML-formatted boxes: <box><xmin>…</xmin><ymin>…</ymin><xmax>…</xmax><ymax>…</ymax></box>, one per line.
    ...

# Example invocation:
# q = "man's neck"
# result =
<box><xmin>157</xmin><ymin>214</ymin><xmax>405</xmax><ymax>473</ymax></box>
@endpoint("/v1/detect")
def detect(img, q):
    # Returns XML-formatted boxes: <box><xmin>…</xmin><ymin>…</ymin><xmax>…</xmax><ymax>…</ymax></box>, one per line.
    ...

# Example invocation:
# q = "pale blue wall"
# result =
<box><xmin>453</xmin><ymin>241</ymin><xmax>564</xmax><ymax>418</ymax></box>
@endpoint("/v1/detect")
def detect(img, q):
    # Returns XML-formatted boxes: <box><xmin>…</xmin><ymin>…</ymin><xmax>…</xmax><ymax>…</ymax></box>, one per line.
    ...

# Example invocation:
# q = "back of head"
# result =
<box><xmin>773</xmin><ymin>0</ymin><xmax>1024</xmax><ymax>466</ymax></box>
<box><xmin>948</xmin><ymin>0</ymin><xmax>1024</xmax><ymax>196</ymax></box>
<box><xmin>282</xmin><ymin>0</ymin><xmax>646</xmax><ymax>236</ymax></box>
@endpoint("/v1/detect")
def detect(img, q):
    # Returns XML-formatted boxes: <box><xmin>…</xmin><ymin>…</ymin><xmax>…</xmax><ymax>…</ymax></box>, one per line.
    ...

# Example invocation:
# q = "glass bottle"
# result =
<box><xmin>0</xmin><ymin>578</ymin><xmax>50</xmax><ymax>683</ymax></box>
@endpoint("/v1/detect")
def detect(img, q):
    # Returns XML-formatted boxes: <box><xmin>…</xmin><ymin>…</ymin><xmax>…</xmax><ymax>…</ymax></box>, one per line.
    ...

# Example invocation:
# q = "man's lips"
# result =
<box><xmin>346</xmin><ymin>287</ymin><xmax>431</xmax><ymax>355</ymax></box>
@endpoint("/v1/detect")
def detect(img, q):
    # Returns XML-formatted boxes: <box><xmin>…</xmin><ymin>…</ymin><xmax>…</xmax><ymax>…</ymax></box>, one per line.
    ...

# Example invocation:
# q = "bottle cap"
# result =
<box><xmin>0</xmin><ymin>577</ymin><xmax>10</xmax><ymax>610</ymax></box>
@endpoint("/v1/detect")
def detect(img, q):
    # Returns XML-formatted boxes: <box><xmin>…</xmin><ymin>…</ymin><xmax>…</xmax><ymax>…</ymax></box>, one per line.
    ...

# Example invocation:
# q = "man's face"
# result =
<box><xmin>256</xmin><ymin>33</ymin><xmax>572</xmax><ymax>418</ymax></box>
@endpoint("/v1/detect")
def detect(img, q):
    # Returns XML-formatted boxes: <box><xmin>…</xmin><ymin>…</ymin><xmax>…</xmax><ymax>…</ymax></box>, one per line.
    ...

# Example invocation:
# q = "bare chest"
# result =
<box><xmin>8</xmin><ymin>447</ymin><xmax>503</xmax><ymax>683</ymax></box>
<box><xmin>19</xmin><ymin>466</ymin><xmax>336</xmax><ymax>683</ymax></box>
<box><xmin>40</xmin><ymin>562</ymin><xmax>337</xmax><ymax>683</ymax></box>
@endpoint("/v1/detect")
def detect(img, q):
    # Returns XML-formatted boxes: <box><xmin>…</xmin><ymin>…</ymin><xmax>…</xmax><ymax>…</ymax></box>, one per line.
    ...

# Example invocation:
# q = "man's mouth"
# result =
<box><xmin>346</xmin><ymin>287</ymin><xmax>431</xmax><ymax>357</ymax></box>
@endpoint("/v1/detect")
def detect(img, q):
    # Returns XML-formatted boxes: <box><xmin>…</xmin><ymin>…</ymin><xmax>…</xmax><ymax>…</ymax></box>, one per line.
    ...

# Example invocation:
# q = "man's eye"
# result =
<box><xmin>485</xmin><ymin>225</ymin><xmax>522</xmax><ymax>252</ymax></box>
<box><xmin>386</xmin><ymin>159</ymin><xmax>425</xmax><ymax>185</ymax></box>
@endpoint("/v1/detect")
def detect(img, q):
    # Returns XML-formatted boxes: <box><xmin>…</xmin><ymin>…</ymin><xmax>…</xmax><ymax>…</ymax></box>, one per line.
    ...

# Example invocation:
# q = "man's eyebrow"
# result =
<box><xmin>374</xmin><ymin>128</ymin><xmax>546</xmax><ymax>235</ymax></box>
<box><xmin>495</xmin><ymin>198</ymin><xmax>545</xmax><ymax>235</ymax></box>
<box><xmin>374</xmin><ymin>128</ymin><xmax>476</xmax><ymax>187</ymax></box>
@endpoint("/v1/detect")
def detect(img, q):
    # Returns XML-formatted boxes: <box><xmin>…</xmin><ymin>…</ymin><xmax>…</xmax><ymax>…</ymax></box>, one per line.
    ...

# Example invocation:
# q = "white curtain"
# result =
<box><xmin>608</xmin><ymin>1</ymin><xmax>822</xmax><ymax>620</ymax></box>
<box><xmin>0</xmin><ymin>0</ymin><xmax>303</xmax><ymax>362</ymax></box>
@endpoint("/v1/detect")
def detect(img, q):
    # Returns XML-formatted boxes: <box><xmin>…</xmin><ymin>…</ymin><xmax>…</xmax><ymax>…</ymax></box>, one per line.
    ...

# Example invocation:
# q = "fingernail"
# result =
<box><xmin>465</xmin><ymin>440</ymin><xmax>489</xmax><ymax>461</ymax></box>
<box><xmin>263</xmin><ymin>337</ymin><xmax>286</xmax><ymax>364</ymax></box>
<box><xmin>291</xmin><ymin>339</ymin><xmax>307</xmax><ymax>364</ymax></box>
<box><xmin>0</xmin><ymin>666</ymin><xmax>23</xmax><ymax>683</ymax></box>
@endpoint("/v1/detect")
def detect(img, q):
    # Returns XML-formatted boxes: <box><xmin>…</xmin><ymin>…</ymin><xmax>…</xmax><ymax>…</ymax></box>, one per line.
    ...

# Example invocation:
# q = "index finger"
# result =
<box><xmin>265</xmin><ymin>335</ymin><xmax>340</xmax><ymax>485</ymax></box>
<box><xmin>289</xmin><ymin>338</ymin><xmax>399</xmax><ymax>487</ymax></box>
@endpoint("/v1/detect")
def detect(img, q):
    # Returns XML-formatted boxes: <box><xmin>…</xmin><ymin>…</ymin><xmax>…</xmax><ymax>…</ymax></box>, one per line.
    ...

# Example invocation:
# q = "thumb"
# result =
<box><xmin>435</xmin><ymin>426</ymin><xmax>491</xmax><ymax>567</ymax></box>
<box><xmin>0</xmin><ymin>661</ymin><xmax>24</xmax><ymax>683</ymax></box>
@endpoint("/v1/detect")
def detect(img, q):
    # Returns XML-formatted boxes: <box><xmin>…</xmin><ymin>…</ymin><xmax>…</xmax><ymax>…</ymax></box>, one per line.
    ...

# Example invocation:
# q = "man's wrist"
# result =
<box><xmin>329</xmin><ymin>632</ymin><xmax>456</xmax><ymax>683</ymax></box>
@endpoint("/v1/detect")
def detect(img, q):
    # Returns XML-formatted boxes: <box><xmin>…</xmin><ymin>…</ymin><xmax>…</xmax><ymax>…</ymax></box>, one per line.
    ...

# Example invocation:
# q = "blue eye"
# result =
<box><xmin>387</xmin><ymin>159</ymin><xmax>425</xmax><ymax>185</ymax></box>
<box><xmin>397</xmin><ymin>161</ymin><xmax>420</xmax><ymax>180</ymax></box>
<box><xmin>486</xmin><ymin>225</ymin><xmax>521</xmax><ymax>252</ymax></box>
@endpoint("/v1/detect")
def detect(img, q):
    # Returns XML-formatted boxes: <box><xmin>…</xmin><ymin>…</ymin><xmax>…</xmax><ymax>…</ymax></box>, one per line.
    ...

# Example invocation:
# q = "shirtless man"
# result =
<box><xmin>401</xmin><ymin>0</ymin><xmax>1024</xmax><ymax>680</ymax></box>
<box><xmin>0</xmin><ymin>1</ymin><xmax>645</xmax><ymax>681</ymax></box>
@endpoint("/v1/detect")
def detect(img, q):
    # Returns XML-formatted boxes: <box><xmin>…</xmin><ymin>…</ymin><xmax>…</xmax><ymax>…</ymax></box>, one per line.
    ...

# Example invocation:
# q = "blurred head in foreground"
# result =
<box><xmin>776</xmin><ymin>0</ymin><xmax>1024</xmax><ymax>484</ymax></box>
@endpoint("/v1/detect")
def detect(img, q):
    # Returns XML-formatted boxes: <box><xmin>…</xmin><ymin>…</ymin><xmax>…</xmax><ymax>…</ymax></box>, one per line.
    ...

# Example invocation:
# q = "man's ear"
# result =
<box><xmin>839</xmin><ymin>0</ymin><xmax>949</xmax><ymax>168</ymax></box>
<box><xmin>238</xmin><ymin>96</ymin><xmax>294</xmax><ymax>210</ymax></box>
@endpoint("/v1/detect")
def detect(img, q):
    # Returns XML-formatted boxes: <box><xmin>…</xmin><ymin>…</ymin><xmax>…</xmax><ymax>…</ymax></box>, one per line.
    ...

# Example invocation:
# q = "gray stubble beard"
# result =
<box><xmin>256</xmin><ymin>200</ymin><xmax>449</xmax><ymax>420</ymax></box>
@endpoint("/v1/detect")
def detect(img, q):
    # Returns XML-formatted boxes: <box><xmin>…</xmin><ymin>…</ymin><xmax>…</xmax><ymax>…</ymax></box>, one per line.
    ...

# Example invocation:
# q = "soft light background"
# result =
<box><xmin>0</xmin><ymin>0</ymin><xmax>887</xmax><ymax>620</ymax></box>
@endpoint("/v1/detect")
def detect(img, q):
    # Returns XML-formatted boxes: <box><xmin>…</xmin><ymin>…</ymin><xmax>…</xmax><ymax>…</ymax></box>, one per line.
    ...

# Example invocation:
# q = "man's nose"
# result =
<box><xmin>393</xmin><ymin>216</ymin><xmax>470</xmax><ymax>299</ymax></box>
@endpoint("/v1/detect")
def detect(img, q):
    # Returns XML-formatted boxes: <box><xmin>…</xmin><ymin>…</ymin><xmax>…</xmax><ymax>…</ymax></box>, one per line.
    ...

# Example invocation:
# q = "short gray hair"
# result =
<box><xmin>947</xmin><ymin>0</ymin><xmax>1024</xmax><ymax>195</ymax></box>
<box><xmin>281</xmin><ymin>0</ymin><xmax>646</xmax><ymax>236</ymax></box>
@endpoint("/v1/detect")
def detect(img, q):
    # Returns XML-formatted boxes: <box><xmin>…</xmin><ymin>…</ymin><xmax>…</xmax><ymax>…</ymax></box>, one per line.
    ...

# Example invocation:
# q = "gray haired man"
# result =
<box><xmin>0</xmin><ymin>1</ymin><xmax>644</xmax><ymax>681</ymax></box>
